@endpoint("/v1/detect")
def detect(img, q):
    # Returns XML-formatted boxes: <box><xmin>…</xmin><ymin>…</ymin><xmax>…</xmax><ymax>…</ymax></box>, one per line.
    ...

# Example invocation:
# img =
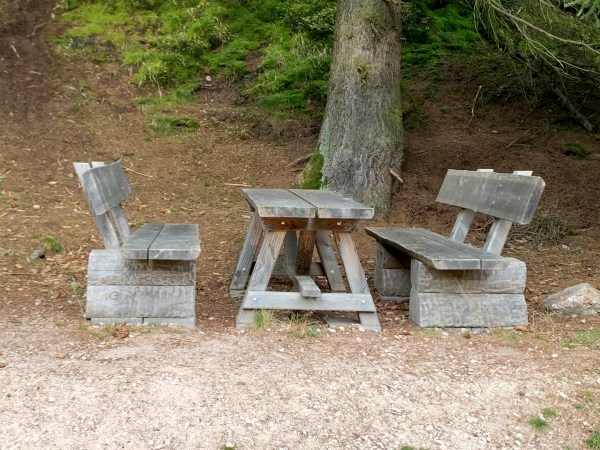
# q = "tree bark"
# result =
<box><xmin>315</xmin><ymin>0</ymin><xmax>403</xmax><ymax>215</ymax></box>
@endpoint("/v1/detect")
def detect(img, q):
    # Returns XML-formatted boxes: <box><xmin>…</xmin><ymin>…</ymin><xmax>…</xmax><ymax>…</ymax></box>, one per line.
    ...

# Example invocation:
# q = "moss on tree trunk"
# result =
<box><xmin>300</xmin><ymin>0</ymin><xmax>404</xmax><ymax>215</ymax></box>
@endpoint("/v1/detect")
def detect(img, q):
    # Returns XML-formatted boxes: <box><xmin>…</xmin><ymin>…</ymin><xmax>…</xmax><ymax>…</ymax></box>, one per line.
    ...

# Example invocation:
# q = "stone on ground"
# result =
<box><xmin>543</xmin><ymin>283</ymin><xmax>600</xmax><ymax>316</ymax></box>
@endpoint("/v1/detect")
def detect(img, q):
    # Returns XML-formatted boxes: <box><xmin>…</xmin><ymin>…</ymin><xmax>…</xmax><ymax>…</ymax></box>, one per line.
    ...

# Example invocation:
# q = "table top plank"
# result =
<box><xmin>290</xmin><ymin>189</ymin><xmax>374</xmax><ymax>219</ymax></box>
<box><xmin>243</xmin><ymin>189</ymin><xmax>316</xmax><ymax>218</ymax></box>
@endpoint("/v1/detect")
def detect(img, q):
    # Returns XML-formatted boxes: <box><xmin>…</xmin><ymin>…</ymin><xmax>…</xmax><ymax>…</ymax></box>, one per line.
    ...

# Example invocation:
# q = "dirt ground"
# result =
<box><xmin>1</xmin><ymin>2</ymin><xmax>599</xmax><ymax>449</ymax></box>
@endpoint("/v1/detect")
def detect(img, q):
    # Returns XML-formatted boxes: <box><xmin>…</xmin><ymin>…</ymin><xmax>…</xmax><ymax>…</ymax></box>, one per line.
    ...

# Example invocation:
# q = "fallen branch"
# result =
<box><xmin>124</xmin><ymin>167</ymin><xmax>153</xmax><ymax>178</ymax></box>
<box><xmin>10</xmin><ymin>44</ymin><xmax>20</xmax><ymax>59</ymax></box>
<box><xmin>469</xmin><ymin>85</ymin><xmax>482</xmax><ymax>126</ymax></box>
<box><xmin>389</xmin><ymin>168</ymin><xmax>403</xmax><ymax>184</ymax></box>
<box><xmin>552</xmin><ymin>87</ymin><xmax>595</xmax><ymax>133</ymax></box>
<box><xmin>286</xmin><ymin>153</ymin><xmax>312</xmax><ymax>167</ymax></box>
<box><xmin>506</xmin><ymin>129</ymin><xmax>531</xmax><ymax>149</ymax></box>
<box><xmin>223</xmin><ymin>182</ymin><xmax>252</xmax><ymax>187</ymax></box>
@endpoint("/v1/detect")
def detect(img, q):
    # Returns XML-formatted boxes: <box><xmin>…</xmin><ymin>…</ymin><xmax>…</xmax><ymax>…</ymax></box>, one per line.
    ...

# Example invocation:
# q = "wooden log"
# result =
<box><xmin>375</xmin><ymin>242</ymin><xmax>411</xmax><ymax>269</ymax></box>
<box><xmin>409</xmin><ymin>290</ymin><xmax>527</xmax><ymax>328</ymax></box>
<box><xmin>373</xmin><ymin>266</ymin><xmax>411</xmax><ymax>298</ymax></box>
<box><xmin>87</xmin><ymin>250</ymin><xmax>196</xmax><ymax>286</ymax></box>
<box><xmin>86</xmin><ymin>285</ymin><xmax>195</xmax><ymax>318</ymax></box>
<box><xmin>243</xmin><ymin>291</ymin><xmax>375</xmax><ymax>311</ymax></box>
<box><xmin>411</xmin><ymin>259</ymin><xmax>526</xmax><ymax>294</ymax></box>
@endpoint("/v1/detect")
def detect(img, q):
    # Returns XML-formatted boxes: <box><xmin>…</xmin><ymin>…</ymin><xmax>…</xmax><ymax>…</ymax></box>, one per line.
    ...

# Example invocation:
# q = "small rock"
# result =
<box><xmin>33</xmin><ymin>204</ymin><xmax>40</xmax><ymax>209</ymax></box>
<box><xmin>543</xmin><ymin>283</ymin><xmax>600</xmax><ymax>316</ymax></box>
<box><xmin>0</xmin><ymin>362</ymin><xmax>6</xmax><ymax>369</ymax></box>
<box><xmin>28</xmin><ymin>248</ymin><xmax>45</xmax><ymax>261</ymax></box>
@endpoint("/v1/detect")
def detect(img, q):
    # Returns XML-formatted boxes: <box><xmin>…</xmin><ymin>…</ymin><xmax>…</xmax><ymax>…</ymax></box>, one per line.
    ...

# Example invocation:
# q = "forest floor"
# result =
<box><xmin>1</xmin><ymin>2</ymin><xmax>599</xmax><ymax>449</ymax></box>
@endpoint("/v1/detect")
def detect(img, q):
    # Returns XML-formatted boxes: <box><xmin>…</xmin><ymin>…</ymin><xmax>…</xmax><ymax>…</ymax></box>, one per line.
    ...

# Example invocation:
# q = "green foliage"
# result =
<box><xmin>561</xmin><ymin>329</ymin><xmax>600</xmax><ymax>348</ymax></box>
<box><xmin>252</xmin><ymin>309</ymin><xmax>274</xmax><ymax>330</ymax></box>
<box><xmin>527</xmin><ymin>415</ymin><xmax>550</xmax><ymax>429</ymax></box>
<box><xmin>562</xmin><ymin>142</ymin><xmax>594</xmax><ymax>159</ymax></box>
<box><xmin>586</xmin><ymin>431</ymin><xmax>600</xmax><ymax>449</ymax></box>
<box><xmin>149</xmin><ymin>116</ymin><xmax>199</xmax><ymax>134</ymax></box>
<box><xmin>300</xmin><ymin>152</ymin><xmax>324</xmax><ymax>189</ymax></box>
<box><xmin>42</xmin><ymin>236</ymin><xmax>63</xmax><ymax>254</ymax></box>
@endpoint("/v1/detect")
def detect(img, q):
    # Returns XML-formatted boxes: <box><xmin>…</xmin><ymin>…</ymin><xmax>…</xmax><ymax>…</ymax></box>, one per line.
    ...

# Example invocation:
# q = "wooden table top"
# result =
<box><xmin>243</xmin><ymin>189</ymin><xmax>374</xmax><ymax>220</ymax></box>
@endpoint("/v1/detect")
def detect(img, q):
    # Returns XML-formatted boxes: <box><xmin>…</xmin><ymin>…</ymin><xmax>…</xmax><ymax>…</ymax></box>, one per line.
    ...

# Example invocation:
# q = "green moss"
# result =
<box><xmin>300</xmin><ymin>152</ymin><xmax>324</xmax><ymax>189</ymax></box>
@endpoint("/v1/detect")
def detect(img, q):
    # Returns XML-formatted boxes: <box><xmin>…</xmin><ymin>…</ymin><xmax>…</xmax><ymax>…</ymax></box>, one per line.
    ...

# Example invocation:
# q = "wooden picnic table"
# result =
<box><xmin>230</xmin><ymin>189</ymin><xmax>381</xmax><ymax>331</ymax></box>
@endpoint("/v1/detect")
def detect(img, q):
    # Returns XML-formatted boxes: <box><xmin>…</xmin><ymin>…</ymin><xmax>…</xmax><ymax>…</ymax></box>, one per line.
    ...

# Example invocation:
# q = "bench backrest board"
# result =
<box><xmin>436</xmin><ymin>169</ymin><xmax>545</xmax><ymax>255</ymax></box>
<box><xmin>74</xmin><ymin>161</ymin><xmax>131</xmax><ymax>249</ymax></box>
<box><xmin>437</xmin><ymin>169</ymin><xmax>545</xmax><ymax>225</ymax></box>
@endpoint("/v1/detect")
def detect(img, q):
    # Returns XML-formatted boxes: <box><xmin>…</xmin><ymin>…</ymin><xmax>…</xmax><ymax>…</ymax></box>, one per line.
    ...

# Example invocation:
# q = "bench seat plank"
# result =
<box><xmin>290</xmin><ymin>189</ymin><xmax>374</xmax><ymax>219</ymax></box>
<box><xmin>120</xmin><ymin>223</ymin><xmax>164</xmax><ymax>260</ymax></box>
<box><xmin>243</xmin><ymin>189</ymin><xmax>315</xmax><ymax>218</ymax></box>
<box><xmin>149</xmin><ymin>223</ymin><xmax>201</xmax><ymax>261</ymax></box>
<box><xmin>365</xmin><ymin>227</ymin><xmax>508</xmax><ymax>270</ymax></box>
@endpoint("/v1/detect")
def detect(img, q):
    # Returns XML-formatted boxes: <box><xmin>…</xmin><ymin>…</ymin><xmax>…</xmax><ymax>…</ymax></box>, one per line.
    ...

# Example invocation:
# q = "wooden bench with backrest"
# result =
<box><xmin>366</xmin><ymin>169</ymin><xmax>545</xmax><ymax>328</ymax></box>
<box><xmin>74</xmin><ymin>161</ymin><xmax>200</xmax><ymax>326</ymax></box>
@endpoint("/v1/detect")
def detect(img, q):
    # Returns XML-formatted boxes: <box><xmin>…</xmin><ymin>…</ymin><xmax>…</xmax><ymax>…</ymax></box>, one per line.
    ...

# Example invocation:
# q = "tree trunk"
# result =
<box><xmin>312</xmin><ymin>0</ymin><xmax>403</xmax><ymax>215</ymax></box>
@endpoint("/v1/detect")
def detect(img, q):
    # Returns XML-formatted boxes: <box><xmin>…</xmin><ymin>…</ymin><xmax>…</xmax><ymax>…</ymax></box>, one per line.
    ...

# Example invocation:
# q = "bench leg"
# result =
<box><xmin>236</xmin><ymin>230</ymin><xmax>286</xmax><ymax>330</ymax></box>
<box><xmin>230</xmin><ymin>212</ymin><xmax>263</xmax><ymax>297</ymax></box>
<box><xmin>315</xmin><ymin>230</ymin><xmax>346</xmax><ymax>292</ymax></box>
<box><xmin>334</xmin><ymin>232</ymin><xmax>381</xmax><ymax>332</ymax></box>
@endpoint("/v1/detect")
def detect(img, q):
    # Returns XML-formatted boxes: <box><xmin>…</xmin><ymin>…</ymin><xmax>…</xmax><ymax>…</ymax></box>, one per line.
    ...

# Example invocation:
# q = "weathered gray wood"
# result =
<box><xmin>365</xmin><ymin>227</ymin><xmax>509</xmax><ymax>270</ymax></box>
<box><xmin>87</xmin><ymin>250</ymin><xmax>195</xmax><ymax>286</ymax></box>
<box><xmin>86</xmin><ymin>285</ymin><xmax>195</xmax><ymax>318</ymax></box>
<box><xmin>374</xmin><ymin>267</ymin><xmax>411</xmax><ymax>297</ymax></box>
<box><xmin>243</xmin><ymin>291</ymin><xmax>375</xmax><ymax>311</ymax></box>
<box><xmin>230</xmin><ymin>212</ymin><xmax>263</xmax><ymax>293</ymax></box>
<box><xmin>482</xmin><ymin>219</ymin><xmax>513</xmax><ymax>255</ymax></box>
<box><xmin>243</xmin><ymin>189</ymin><xmax>315</xmax><ymax>218</ymax></box>
<box><xmin>375</xmin><ymin>242</ymin><xmax>411</xmax><ymax>269</ymax></box>
<box><xmin>294</xmin><ymin>275</ymin><xmax>321</xmax><ymax>298</ymax></box>
<box><xmin>120</xmin><ymin>223</ymin><xmax>164</xmax><ymax>259</ymax></box>
<box><xmin>236</xmin><ymin>230</ymin><xmax>286</xmax><ymax>329</ymax></box>
<box><xmin>74</xmin><ymin>162</ymin><xmax>121</xmax><ymax>249</ymax></box>
<box><xmin>284</xmin><ymin>230</ymin><xmax>298</xmax><ymax>277</ymax></box>
<box><xmin>436</xmin><ymin>169</ymin><xmax>545</xmax><ymax>225</ymax></box>
<box><xmin>409</xmin><ymin>290</ymin><xmax>527</xmax><ymax>327</ymax></box>
<box><xmin>91</xmin><ymin>318</ymin><xmax>143</xmax><ymax>325</ymax></box>
<box><xmin>315</xmin><ymin>230</ymin><xmax>346</xmax><ymax>292</ymax></box>
<box><xmin>411</xmin><ymin>259</ymin><xmax>526</xmax><ymax>294</ymax></box>
<box><xmin>449</xmin><ymin>209</ymin><xmax>476</xmax><ymax>243</ymax></box>
<box><xmin>81</xmin><ymin>162</ymin><xmax>132</xmax><ymax>216</ymax></box>
<box><xmin>149</xmin><ymin>223</ymin><xmax>201</xmax><ymax>260</ymax></box>
<box><xmin>335</xmin><ymin>232</ymin><xmax>382</xmax><ymax>331</ymax></box>
<box><xmin>143</xmin><ymin>317</ymin><xmax>195</xmax><ymax>327</ymax></box>
<box><xmin>290</xmin><ymin>189</ymin><xmax>374</xmax><ymax>219</ymax></box>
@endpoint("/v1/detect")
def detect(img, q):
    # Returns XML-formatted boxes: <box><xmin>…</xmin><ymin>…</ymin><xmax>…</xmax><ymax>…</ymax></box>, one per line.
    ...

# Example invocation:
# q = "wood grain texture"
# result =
<box><xmin>296</xmin><ymin>230</ymin><xmax>316</xmax><ymax>275</ymax></box>
<box><xmin>290</xmin><ymin>189</ymin><xmax>374</xmax><ymax>219</ymax></box>
<box><xmin>86</xmin><ymin>285</ymin><xmax>196</xmax><ymax>318</ymax></box>
<box><xmin>149</xmin><ymin>223</ymin><xmax>201</xmax><ymax>260</ymax></box>
<box><xmin>230</xmin><ymin>212</ymin><xmax>263</xmax><ymax>292</ymax></box>
<box><xmin>374</xmin><ymin>266</ymin><xmax>411</xmax><ymax>297</ymax></box>
<box><xmin>74</xmin><ymin>162</ymin><xmax>121</xmax><ymax>249</ymax></box>
<box><xmin>375</xmin><ymin>242</ymin><xmax>411</xmax><ymax>269</ymax></box>
<box><xmin>315</xmin><ymin>230</ymin><xmax>346</xmax><ymax>292</ymax></box>
<box><xmin>365</xmin><ymin>227</ymin><xmax>509</xmax><ymax>270</ymax></box>
<box><xmin>436</xmin><ymin>169</ymin><xmax>545</xmax><ymax>225</ymax></box>
<box><xmin>88</xmin><ymin>250</ymin><xmax>196</xmax><ymax>286</ymax></box>
<box><xmin>120</xmin><ymin>223</ymin><xmax>164</xmax><ymax>259</ymax></box>
<box><xmin>243</xmin><ymin>189</ymin><xmax>315</xmax><ymax>218</ymax></box>
<box><xmin>409</xmin><ymin>290</ymin><xmax>527</xmax><ymax>327</ymax></box>
<box><xmin>81</xmin><ymin>162</ymin><xmax>131</xmax><ymax>215</ymax></box>
<box><xmin>243</xmin><ymin>291</ymin><xmax>375</xmax><ymax>311</ymax></box>
<box><xmin>294</xmin><ymin>275</ymin><xmax>321</xmax><ymax>298</ymax></box>
<box><xmin>411</xmin><ymin>259</ymin><xmax>526</xmax><ymax>294</ymax></box>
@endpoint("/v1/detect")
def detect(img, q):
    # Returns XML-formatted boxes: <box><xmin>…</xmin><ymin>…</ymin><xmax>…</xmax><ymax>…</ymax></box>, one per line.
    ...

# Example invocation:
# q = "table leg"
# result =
<box><xmin>236</xmin><ymin>230</ymin><xmax>286</xmax><ymax>329</ymax></box>
<box><xmin>334</xmin><ymin>232</ymin><xmax>382</xmax><ymax>332</ymax></box>
<box><xmin>315</xmin><ymin>230</ymin><xmax>346</xmax><ymax>292</ymax></box>
<box><xmin>295</xmin><ymin>230</ymin><xmax>316</xmax><ymax>275</ymax></box>
<box><xmin>283</xmin><ymin>230</ymin><xmax>298</xmax><ymax>278</ymax></box>
<box><xmin>230</xmin><ymin>212</ymin><xmax>263</xmax><ymax>297</ymax></box>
